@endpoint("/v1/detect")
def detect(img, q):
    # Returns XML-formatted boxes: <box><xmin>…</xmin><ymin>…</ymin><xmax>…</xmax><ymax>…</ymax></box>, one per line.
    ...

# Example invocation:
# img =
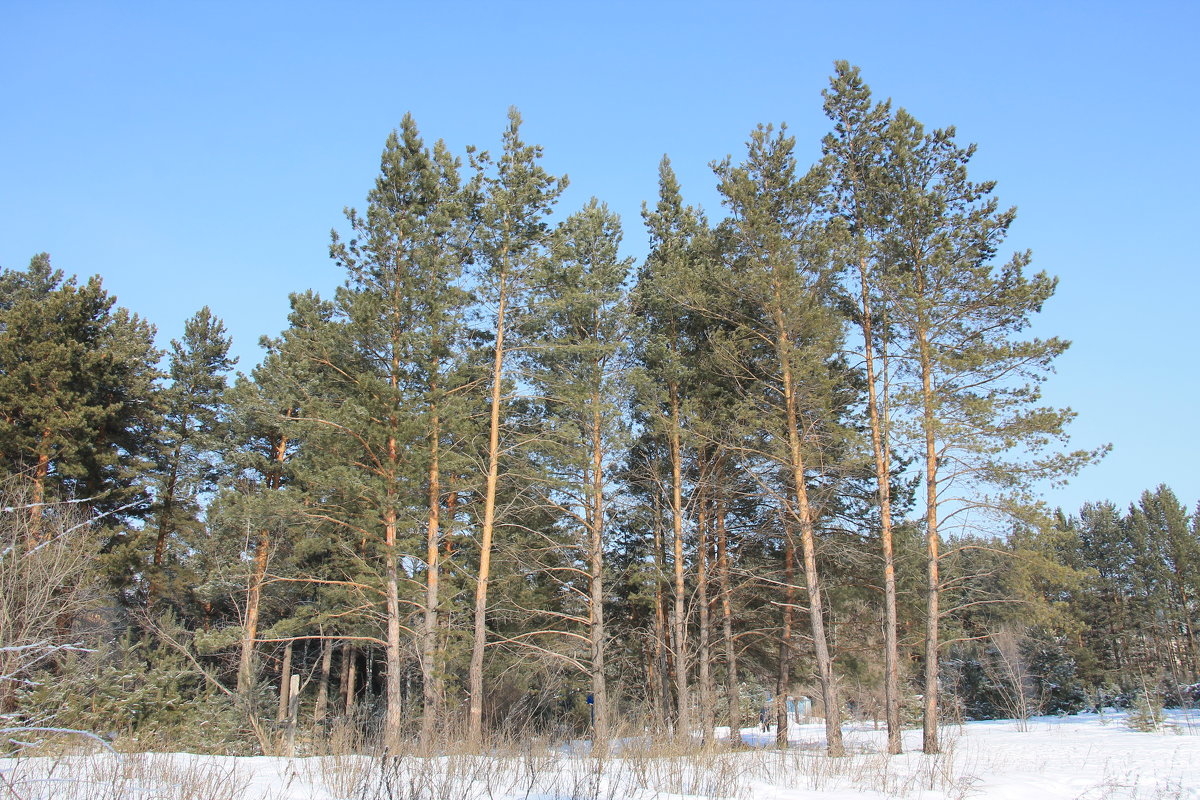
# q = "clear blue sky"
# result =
<box><xmin>2</xmin><ymin>1</ymin><xmax>1196</xmax><ymax>515</ymax></box>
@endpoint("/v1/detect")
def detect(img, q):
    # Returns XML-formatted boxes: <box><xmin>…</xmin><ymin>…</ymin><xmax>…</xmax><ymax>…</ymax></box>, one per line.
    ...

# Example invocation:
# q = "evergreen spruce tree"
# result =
<box><xmin>1061</xmin><ymin>501</ymin><xmax>1136</xmax><ymax>685</ymax></box>
<box><xmin>1127</xmin><ymin>486</ymin><xmax>1199</xmax><ymax>685</ymax></box>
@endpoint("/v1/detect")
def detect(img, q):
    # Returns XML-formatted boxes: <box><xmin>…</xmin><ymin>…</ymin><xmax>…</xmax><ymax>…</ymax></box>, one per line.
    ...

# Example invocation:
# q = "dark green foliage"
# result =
<box><xmin>21</xmin><ymin>625</ymin><xmax>253</xmax><ymax>754</ymax></box>
<box><xmin>143</xmin><ymin>307</ymin><xmax>236</xmax><ymax>608</ymax></box>
<box><xmin>1023</xmin><ymin>635</ymin><xmax>1088</xmax><ymax>715</ymax></box>
<box><xmin>1057</xmin><ymin>487</ymin><xmax>1200</xmax><ymax>699</ymax></box>
<box><xmin>943</xmin><ymin>632</ymin><xmax>1085</xmax><ymax>721</ymax></box>
<box><xmin>0</xmin><ymin>254</ymin><xmax>160</xmax><ymax>517</ymax></box>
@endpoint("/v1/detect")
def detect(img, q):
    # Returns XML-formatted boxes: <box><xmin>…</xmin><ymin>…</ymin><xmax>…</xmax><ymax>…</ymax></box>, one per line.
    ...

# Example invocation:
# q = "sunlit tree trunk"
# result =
<box><xmin>915</xmin><ymin>317</ymin><xmax>941</xmax><ymax>755</ymax></box>
<box><xmin>420</xmin><ymin>406</ymin><xmax>442</xmax><ymax>749</ymax></box>
<box><xmin>774</xmin><ymin>294</ymin><xmax>844</xmax><ymax>757</ymax></box>
<box><xmin>696</xmin><ymin>479</ymin><xmax>714</xmax><ymax>745</ymax></box>
<box><xmin>238</xmin><ymin>426</ymin><xmax>289</xmax><ymax>696</ymax></box>
<box><xmin>469</xmin><ymin>262</ymin><xmax>508</xmax><ymax>747</ymax></box>
<box><xmin>588</xmin><ymin>398</ymin><xmax>609</xmax><ymax>751</ymax></box>
<box><xmin>668</xmin><ymin>383</ymin><xmax>691</xmax><ymax>739</ymax></box>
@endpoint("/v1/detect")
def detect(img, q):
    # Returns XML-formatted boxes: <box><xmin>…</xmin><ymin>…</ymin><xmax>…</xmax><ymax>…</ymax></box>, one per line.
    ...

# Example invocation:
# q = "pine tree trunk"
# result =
<box><xmin>29</xmin><ymin>430</ymin><xmax>52</xmax><ymax>544</ymax></box>
<box><xmin>857</xmin><ymin>256</ymin><xmax>902</xmax><ymax>754</ymax></box>
<box><xmin>652</xmin><ymin>495</ymin><xmax>670</xmax><ymax>734</ymax></box>
<box><xmin>238</xmin><ymin>531</ymin><xmax>270</xmax><ymax>695</ymax></box>
<box><xmin>470</xmin><ymin>265</ymin><xmax>509</xmax><ymax>748</ymax></box>
<box><xmin>717</xmin><ymin>490</ymin><xmax>742</xmax><ymax>746</ymax></box>
<box><xmin>277</xmin><ymin>640</ymin><xmax>293</xmax><ymax>723</ymax></box>
<box><xmin>916</xmin><ymin>322</ymin><xmax>941</xmax><ymax>755</ymax></box>
<box><xmin>420</xmin><ymin>410</ymin><xmax>442</xmax><ymax>750</ymax></box>
<box><xmin>238</xmin><ymin>426</ymin><xmax>288</xmax><ymax>696</ymax></box>
<box><xmin>315</xmin><ymin>638</ymin><xmax>333</xmax><ymax>723</ymax></box>
<box><xmin>148</xmin><ymin>454</ymin><xmax>180</xmax><ymax>607</ymax></box>
<box><xmin>696</xmin><ymin>482</ymin><xmax>714</xmax><ymax>745</ymax></box>
<box><xmin>341</xmin><ymin>644</ymin><xmax>357</xmax><ymax>716</ymax></box>
<box><xmin>668</xmin><ymin>382</ymin><xmax>691</xmax><ymax>740</ymax></box>
<box><xmin>776</xmin><ymin>312</ymin><xmax>844</xmax><ymax>757</ymax></box>
<box><xmin>588</xmin><ymin>400</ymin><xmax>609</xmax><ymax>753</ymax></box>
<box><xmin>776</xmin><ymin>537</ymin><xmax>794</xmax><ymax>749</ymax></box>
<box><xmin>383</xmin><ymin>498</ymin><xmax>404</xmax><ymax>747</ymax></box>
<box><xmin>643</xmin><ymin>642</ymin><xmax>659</xmax><ymax>730</ymax></box>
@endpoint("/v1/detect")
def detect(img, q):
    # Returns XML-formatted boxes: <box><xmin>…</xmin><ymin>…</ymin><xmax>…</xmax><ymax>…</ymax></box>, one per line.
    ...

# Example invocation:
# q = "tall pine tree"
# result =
<box><xmin>466</xmin><ymin>108</ymin><xmax>566</xmax><ymax>746</ymax></box>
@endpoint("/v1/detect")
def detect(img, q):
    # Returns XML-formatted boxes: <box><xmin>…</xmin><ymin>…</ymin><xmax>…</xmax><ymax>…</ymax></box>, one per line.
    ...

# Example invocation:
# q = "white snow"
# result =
<box><xmin>2</xmin><ymin>711</ymin><xmax>1197</xmax><ymax>799</ymax></box>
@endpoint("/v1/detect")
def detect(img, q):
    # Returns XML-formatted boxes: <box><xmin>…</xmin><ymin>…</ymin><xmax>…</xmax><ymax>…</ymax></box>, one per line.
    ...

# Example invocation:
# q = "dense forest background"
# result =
<box><xmin>2</xmin><ymin>64</ymin><xmax>1195</xmax><ymax>757</ymax></box>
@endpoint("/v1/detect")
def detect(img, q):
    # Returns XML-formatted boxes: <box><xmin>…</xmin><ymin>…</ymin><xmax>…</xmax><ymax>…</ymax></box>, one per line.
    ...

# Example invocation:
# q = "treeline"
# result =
<box><xmin>1</xmin><ymin>64</ymin><xmax>1189</xmax><ymax>757</ymax></box>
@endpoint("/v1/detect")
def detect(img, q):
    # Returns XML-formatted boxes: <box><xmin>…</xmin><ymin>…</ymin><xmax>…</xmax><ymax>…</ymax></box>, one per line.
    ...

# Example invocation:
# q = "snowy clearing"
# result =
<box><xmin>2</xmin><ymin>711</ymin><xmax>1197</xmax><ymax>799</ymax></box>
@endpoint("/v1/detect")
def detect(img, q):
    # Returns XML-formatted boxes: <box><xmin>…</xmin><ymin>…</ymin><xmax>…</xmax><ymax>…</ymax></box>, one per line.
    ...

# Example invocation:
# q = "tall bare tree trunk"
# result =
<box><xmin>314</xmin><ymin>638</ymin><xmax>334</xmax><ymax>723</ymax></box>
<box><xmin>775</xmin><ymin>305</ymin><xmax>845</xmax><ymax>757</ymax></box>
<box><xmin>857</xmin><ymin>256</ymin><xmax>902</xmax><ymax>754</ymax></box>
<box><xmin>696</xmin><ymin>481</ymin><xmax>714</xmax><ymax>745</ymax></box>
<box><xmin>238</xmin><ymin>531</ymin><xmax>271</xmax><ymax>694</ymax></box>
<box><xmin>588</xmin><ymin>400</ymin><xmax>609</xmax><ymax>752</ymax></box>
<box><xmin>470</xmin><ymin>265</ymin><xmax>509</xmax><ymax>748</ymax></box>
<box><xmin>343</xmin><ymin>645</ymin><xmax>358</xmax><ymax>717</ymax></box>
<box><xmin>651</xmin><ymin>493</ymin><xmax>671</xmax><ymax>734</ymax></box>
<box><xmin>776</xmin><ymin>537</ymin><xmax>794</xmax><ymax>748</ymax></box>
<box><xmin>277</xmin><ymin>640</ymin><xmax>293</xmax><ymax>723</ymax></box>
<box><xmin>717</xmin><ymin>489</ymin><xmax>742</xmax><ymax>746</ymax></box>
<box><xmin>383</xmin><ymin>498</ymin><xmax>404</xmax><ymax>746</ymax></box>
<box><xmin>916</xmin><ymin>321</ymin><xmax>941</xmax><ymax>755</ymax></box>
<box><xmin>420</xmin><ymin>409</ymin><xmax>442</xmax><ymax>749</ymax></box>
<box><xmin>238</xmin><ymin>427</ymin><xmax>289</xmax><ymax>696</ymax></box>
<box><xmin>668</xmin><ymin>383</ymin><xmax>691</xmax><ymax>739</ymax></box>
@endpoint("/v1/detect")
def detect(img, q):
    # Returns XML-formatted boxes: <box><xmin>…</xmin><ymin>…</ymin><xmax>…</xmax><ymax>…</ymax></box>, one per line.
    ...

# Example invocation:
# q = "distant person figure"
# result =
<box><xmin>759</xmin><ymin>703</ymin><xmax>770</xmax><ymax>732</ymax></box>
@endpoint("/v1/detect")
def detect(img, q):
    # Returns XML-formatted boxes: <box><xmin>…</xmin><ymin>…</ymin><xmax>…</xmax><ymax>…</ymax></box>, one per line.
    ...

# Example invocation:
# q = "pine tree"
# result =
<box><xmin>147</xmin><ymin>307</ymin><xmax>236</xmax><ymax>607</ymax></box>
<box><xmin>525</xmin><ymin>198</ymin><xmax>633</xmax><ymax>749</ymax></box>
<box><xmin>821</xmin><ymin>61</ymin><xmax>904</xmax><ymax>754</ymax></box>
<box><xmin>466</xmin><ymin>108</ymin><xmax>566</xmax><ymax>746</ymax></box>
<box><xmin>1128</xmin><ymin>486</ymin><xmax>1199</xmax><ymax>684</ymax></box>
<box><xmin>222</xmin><ymin>323</ymin><xmax>310</xmax><ymax>697</ymax></box>
<box><xmin>880</xmin><ymin>109</ymin><xmax>1102</xmax><ymax>753</ymax></box>
<box><xmin>331</xmin><ymin>114</ymin><xmax>473</xmax><ymax>746</ymax></box>
<box><xmin>319</xmin><ymin>114</ymin><xmax>470</xmax><ymax>745</ymax></box>
<box><xmin>713</xmin><ymin>124</ymin><xmax>848</xmax><ymax>756</ymax></box>
<box><xmin>0</xmin><ymin>254</ymin><xmax>160</xmax><ymax>538</ymax></box>
<box><xmin>634</xmin><ymin>157</ymin><xmax>709</xmax><ymax>738</ymax></box>
<box><xmin>1063</xmin><ymin>501</ymin><xmax>1136</xmax><ymax>683</ymax></box>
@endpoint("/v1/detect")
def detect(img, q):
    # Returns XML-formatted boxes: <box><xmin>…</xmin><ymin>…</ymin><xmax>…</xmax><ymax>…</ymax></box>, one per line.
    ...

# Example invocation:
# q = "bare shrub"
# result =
<box><xmin>0</xmin><ymin>485</ymin><xmax>101</xmax><ymax>746</ymax></box>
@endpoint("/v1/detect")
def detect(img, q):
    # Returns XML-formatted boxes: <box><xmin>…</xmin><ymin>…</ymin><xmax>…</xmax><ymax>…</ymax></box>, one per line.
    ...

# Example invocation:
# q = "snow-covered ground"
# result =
<box><xmin>3</xmin><ymin>711</ymin><xmax>1197</xmax><ymax>799</ymax></box>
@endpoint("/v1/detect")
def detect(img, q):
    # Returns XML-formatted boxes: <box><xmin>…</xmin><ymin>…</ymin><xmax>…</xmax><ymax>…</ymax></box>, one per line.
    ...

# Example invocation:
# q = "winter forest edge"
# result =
<box><xmin>3</xmin><ymin>63</ymin><xmax>1197</xmax><ymax>773</ymax></box>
